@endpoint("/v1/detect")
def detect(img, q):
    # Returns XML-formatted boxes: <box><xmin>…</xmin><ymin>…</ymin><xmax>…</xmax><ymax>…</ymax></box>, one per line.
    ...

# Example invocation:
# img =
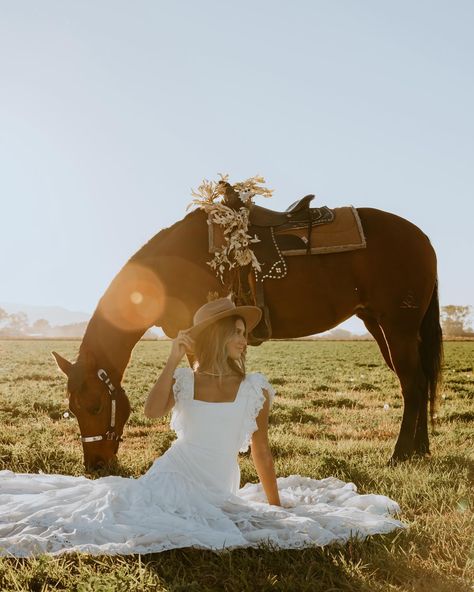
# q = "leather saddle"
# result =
<box><xmin>231</xmin><ymin>195</ymin><xmax>335</xmax><ymax>343</ymax></box>
<box><xmin>248</xmin><ymin>197</ymin><xmax>334</xmax><ymax>275</ymax></box>
<box><xmin>249</xmin><ymin>194</ymin><xmax>316</xmax><ymax>226</ymax></box>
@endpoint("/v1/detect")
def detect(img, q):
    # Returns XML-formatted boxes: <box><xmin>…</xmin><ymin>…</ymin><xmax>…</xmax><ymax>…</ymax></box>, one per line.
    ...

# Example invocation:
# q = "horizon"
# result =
<box><xmin>1</xmin><ymin>299</ymin><xmax>472</xmax><ymax>337</ymax></box>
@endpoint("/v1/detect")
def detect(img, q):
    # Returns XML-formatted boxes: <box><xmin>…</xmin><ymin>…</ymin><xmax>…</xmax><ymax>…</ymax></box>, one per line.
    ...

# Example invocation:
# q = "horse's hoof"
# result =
<box><xmin>387</xmin><ymin>453</ymin><xmax>411</xmax><ymax>466</ymax></box>
<box><xmin>413</xmin><ymin>451</ymin><xmax>432</xmax><ymax>460</ymax></box>
<box><xmin>413</xmin><ymin>444</ymin><xmax>431</xmax><ymax>457</ymax></box>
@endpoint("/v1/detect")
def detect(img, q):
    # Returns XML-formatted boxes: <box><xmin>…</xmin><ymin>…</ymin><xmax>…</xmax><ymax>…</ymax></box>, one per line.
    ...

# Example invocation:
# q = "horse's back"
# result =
<box><xmin>357</xmin><ymin>207</ymin><xmax>431</xmax><ymax>241</ymax></box>
<box><xmin>356</xmin><ymin>207</ymin><xmax>436</xmax><ymax>263</ymax></box>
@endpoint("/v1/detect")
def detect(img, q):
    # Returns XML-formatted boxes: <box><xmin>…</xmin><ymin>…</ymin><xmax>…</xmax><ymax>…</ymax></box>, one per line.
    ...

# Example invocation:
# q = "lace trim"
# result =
<box><xmin>239</xmin><ymin>373</ymin><xmax>275</xmax><ymax>453</ymax></box>
<box><xmin>170</xmin><ymin>367</ymin><xmax>193</xmax><ymax>437</ymax></box>
<box><xmin>172</xmin><ymin>367</ymin><xmax>193</xmax><ymax>403</ymax></box>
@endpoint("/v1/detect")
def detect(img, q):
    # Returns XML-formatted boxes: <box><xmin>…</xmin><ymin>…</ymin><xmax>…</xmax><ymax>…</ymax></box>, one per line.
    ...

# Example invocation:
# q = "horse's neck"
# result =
<box><xmin>77</xmin><ymin>209</ymin><xmax>222</xmax><ymax>380</ymax></box>
<box><xmin>129</xmin><ymin>209</ymin><xmax>224</xmax><ymax>335</ymax></box>
<box><xmin>78</xmin><ymin>313</ymin><xmax>143</xmax><ymax>384</ymax></box>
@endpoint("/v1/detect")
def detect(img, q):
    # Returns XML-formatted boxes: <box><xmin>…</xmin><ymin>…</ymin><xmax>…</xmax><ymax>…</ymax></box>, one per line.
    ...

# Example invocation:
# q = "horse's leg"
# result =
<box><xmin>357</xmin><ymin>312</ymin><xmax>394</xmax><ymax>371</ymax></box>
<box><xmin>380</xmin><ymin>322</ymin><xmax>428</xmax><ymax>462</ymax></box>
<box><xmin>412</xmin><ymin>281</ymin><xmax>443</xmax><ymax>457</ymax></box>
<box><xmin>359</xmin><ymin>312</ymin><xmax>430</xmax><ymax>457</ymax></box>
<box><xmin>413</xmin><ymin>391</ymin><xmax>430</xmax><ymax>456</ymax></box>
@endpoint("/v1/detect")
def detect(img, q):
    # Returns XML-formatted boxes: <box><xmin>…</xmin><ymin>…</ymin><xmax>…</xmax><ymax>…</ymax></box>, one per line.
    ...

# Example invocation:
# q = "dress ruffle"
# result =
<box><xmin>170</xmin><ymin>367</ymin><xmax>193</xmax><ymax>438</ymax></box>
<box><xmin>239</xmin><ymin>373</ymin><xmax>276</xmax><ymax>453</ymax></box>
<box><xmin>231</xmin><ymin>475</ymin><xmax>404</xmax><ymax>548</ymax></box>
<box><xmin>171</xmin><ymin>367</ymin><xmax>193</xmax><ymax>404</ymax></box>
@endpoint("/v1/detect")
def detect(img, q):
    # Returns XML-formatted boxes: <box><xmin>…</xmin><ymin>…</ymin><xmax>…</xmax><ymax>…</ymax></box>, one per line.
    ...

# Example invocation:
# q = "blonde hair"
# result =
<box><xmin>193</xmin><ymin>316</ymin><xmax>246</xmax><ymax>377</ymax></box>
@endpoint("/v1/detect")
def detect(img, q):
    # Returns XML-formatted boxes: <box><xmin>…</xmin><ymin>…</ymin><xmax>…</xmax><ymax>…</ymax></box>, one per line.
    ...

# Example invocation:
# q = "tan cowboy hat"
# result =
<box><xmin>186</xmin><ymin>298</ymin><xmax>262</xmax><ymax>339</ymax></box>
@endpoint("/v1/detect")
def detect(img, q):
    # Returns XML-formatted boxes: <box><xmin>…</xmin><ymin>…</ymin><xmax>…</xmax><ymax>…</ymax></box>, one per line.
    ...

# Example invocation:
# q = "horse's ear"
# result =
<box><xmin>52</xmin><ymin>351</ymin><xmax>72</xmax><ymax>376</ymax></box>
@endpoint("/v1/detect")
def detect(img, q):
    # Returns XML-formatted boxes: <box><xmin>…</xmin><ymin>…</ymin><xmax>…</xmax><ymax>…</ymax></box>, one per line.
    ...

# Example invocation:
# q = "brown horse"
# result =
<box><xmin>53</xmin><ymin>202</ymin><xmax>442</xmax><ymax>470</ymax></box>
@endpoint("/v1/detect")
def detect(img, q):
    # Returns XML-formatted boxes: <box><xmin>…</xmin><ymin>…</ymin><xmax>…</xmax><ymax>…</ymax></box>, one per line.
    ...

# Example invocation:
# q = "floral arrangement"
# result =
<box><xmin>189</xmin><ymin>174</ymin><xmax>273</xmax><ymax>283</ymax></box>
<box><xmin>189</xmin><ymin>173</ymin><xmax>273</xmax><ymax>207</ymax></box>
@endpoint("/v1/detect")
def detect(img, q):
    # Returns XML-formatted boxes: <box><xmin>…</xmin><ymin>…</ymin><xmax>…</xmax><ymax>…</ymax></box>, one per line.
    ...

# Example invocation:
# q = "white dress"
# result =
<box><xmin>0</xmin><ymin>369</ymin><xmax>404</xmax><ymax>556</ymax></box>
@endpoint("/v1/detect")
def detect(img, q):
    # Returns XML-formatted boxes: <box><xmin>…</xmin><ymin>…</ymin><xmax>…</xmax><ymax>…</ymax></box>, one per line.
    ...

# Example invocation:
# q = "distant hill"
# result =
<box><xmin>296</xmin><ymin>328</ymin><xmax>374</xmax><ymax>340</ymax></box>
<box><xmin>0</xmin><ymin>303</ymin><xmax>162</xmax><ymax>339</ymax></box>
<box><xmin>0</xmin><ymin>302</ymin><xmax>91</xmax><ymax>326</ymax></box>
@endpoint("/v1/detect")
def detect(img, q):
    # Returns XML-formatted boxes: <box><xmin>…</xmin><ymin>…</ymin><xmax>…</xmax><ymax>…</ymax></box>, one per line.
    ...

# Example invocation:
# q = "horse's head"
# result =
<box><xmin>52</xmin><ymin>351</ymin><xmax>131</xmax><ymax>471</ymax></box>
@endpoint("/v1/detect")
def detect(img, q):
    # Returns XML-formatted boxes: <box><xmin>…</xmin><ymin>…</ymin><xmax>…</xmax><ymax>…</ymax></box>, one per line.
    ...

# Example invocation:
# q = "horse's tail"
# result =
<box><xmin>419</xmin><ymin>278</ymin><xmax>443</xmax><ymax>427</ymax></box>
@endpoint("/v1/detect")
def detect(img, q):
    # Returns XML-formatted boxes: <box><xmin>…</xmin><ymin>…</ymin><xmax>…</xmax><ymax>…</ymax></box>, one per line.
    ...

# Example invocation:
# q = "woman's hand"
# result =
<box><xmin>168</xmin><ymin>330</ymin><xmax>194</xmax><ymax>366</ymax></box>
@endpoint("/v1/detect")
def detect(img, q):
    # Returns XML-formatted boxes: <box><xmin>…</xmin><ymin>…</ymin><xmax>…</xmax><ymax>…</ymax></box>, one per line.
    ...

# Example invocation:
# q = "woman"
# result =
<box><xmin>143</xmin><ymin>297</ymin><xmax>281</xmax><ymax>507</ymax></box>
<box><xmin>0</xmin><ymin>298</ymin><xmax>404</xmax><ymax>556</ymax></box>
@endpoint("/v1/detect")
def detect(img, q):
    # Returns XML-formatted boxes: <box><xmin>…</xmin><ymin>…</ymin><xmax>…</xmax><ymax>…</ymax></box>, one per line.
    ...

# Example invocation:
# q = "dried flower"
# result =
<box><xmin>189</xmin><ymin>174</ymin><xmax>272</xmax><ymax>282</ymax></box>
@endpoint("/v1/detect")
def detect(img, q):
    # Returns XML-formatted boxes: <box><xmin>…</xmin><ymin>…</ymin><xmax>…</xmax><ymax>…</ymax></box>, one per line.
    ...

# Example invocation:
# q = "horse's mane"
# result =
<box><xmin>129</xmin><ymin>209</ymin><xmax>203</xmax><ymax>262</ymax></box>
<box><xmin>151</xmin><ymin>209</ymin><xmax>199</xmax><ymax>242</ymax></box>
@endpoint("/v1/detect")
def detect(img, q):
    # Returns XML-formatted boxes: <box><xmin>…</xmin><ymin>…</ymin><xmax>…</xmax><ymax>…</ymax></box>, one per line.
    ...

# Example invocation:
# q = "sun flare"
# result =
<box><xmin>98</xmin><ymin>263</ymin><xmax>166</xmax><ymax>332</ymax></box>
<box><xmin>130</xmin><ymin>291</ymin><xmax>144</xmax><ymax>305</ymax></box>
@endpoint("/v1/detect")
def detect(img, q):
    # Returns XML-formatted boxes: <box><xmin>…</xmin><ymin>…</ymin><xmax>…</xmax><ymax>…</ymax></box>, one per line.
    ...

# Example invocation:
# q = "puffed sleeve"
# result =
<box><xmin>171</xmin><ymin>367</ymin><xmax>193</xmax><ymax>404</ymax></box>
<box><xmin>247</xmin><ymin>372</ymin><xmax>275</xmax><ymax>406</ymax></box>
<box><xmin>170</xmin><ymin>367</ymin><xmax>193</xmax><ymax>437</ymax></box>
<box><xmin>239</xmin><ymin>373</ymin><xmax>276</xmax><ymax>453</ymax></box>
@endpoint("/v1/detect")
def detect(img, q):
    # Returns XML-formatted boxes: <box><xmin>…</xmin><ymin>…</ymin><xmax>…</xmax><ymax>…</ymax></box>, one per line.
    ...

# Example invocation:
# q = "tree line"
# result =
<box><xmin>0</xmin><ymin>308</ymin><xmax>161</xmax><ymax>339</ymax></box>
<box><xmin>440</xmin><ymin>305</ymin><xmax>473</xmax><ymax>337</ymax></box>
<box><xmin>0</xmin><ymin>308</ymin><xmax>88</xmax><ymax>338</ymax></box>
<box><xmin>0</xmin><ymin>305</ymin><xmax>472</xmax><ymax>338</ymax></box>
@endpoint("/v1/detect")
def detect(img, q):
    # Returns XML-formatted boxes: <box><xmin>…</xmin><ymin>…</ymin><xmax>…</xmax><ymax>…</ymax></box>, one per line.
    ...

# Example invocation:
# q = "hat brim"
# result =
<box><xmin>186</xmin><ymin>306</ymin><xmax>262</xmax><ymax>339</ymax></box>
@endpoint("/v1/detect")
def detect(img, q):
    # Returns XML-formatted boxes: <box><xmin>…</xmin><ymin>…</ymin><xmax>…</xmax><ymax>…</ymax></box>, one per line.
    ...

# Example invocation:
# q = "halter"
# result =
<box><xmin>80</xmin><ymin>369</ymin><xmax>124</xmax><ymax>444</ymax></box>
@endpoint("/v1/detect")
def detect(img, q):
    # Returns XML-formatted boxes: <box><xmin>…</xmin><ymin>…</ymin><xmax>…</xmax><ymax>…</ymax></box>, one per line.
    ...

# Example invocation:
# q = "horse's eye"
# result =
<box><xmin>86</xmin><ymin>401</ymin><xmax>103</xmax><ymax>415</ymax></box>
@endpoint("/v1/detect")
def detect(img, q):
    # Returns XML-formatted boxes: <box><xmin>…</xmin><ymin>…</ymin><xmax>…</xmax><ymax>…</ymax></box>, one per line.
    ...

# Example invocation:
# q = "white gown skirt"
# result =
<box><xmin>0</xmin><ymin>462</ymin><xmax>404</xmax><ymax>557</ymax></box>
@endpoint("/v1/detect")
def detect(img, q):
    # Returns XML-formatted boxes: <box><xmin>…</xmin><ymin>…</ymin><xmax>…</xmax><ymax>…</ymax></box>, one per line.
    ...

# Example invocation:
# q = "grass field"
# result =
<box><xmin>0</xmin><ymin>339</ymin><xmax>472</xmax><ymax>591</ymax></box>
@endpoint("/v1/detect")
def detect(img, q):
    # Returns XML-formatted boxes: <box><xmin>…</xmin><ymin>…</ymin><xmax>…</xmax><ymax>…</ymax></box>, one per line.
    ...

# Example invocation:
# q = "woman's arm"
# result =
<box><xmin>250</xmin><ymin>389</ymin><xmax>281</xmax><ymax>506</ymax></box>
<box><xmin>144</xmin><ymin>330</ymin><xmax>194</xmax><ymax>419</ymax></box>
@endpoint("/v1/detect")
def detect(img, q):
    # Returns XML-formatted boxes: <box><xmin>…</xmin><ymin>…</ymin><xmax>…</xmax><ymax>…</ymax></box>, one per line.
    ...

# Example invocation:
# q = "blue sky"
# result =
<box><xmin>1</xmin><ymin>1</ymin><xmax>473</xmax><ymax>331</ymax></box>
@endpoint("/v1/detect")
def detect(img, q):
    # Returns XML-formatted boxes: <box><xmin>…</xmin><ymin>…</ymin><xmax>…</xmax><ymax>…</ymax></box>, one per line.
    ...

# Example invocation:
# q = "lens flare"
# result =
<box><xmin>98</xmin><ymin>263</ymin><xmax>166</xmax><ymax>332</ymax></box>
<box><xmin>130</xmin><ymin>291</ymin><xmax>143</xmax><ymax>304</ymax></box>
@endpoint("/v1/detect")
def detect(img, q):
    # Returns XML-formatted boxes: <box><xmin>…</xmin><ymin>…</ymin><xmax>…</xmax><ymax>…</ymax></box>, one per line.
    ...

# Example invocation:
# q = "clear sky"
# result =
<box><xmin>1</xmin><ymin>1</ymin><xmax>473</xmax><ymax>326</ymax></box>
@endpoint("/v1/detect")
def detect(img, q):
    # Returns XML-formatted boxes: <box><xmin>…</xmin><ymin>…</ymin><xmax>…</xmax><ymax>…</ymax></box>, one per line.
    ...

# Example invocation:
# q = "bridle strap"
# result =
<box><xmin>81</xmin><ymin>435</ymin><xmax>104</xmax><ymax>443</ymax></box>
<box><xmin>79</xmin><ymin>369</ymin><xmax>124</xmax><ymax>444</ymax></box>
<box><xmin>98</xmin><ymin>368</ymin><xmax>117</xmax><ymax>430</ymax></box>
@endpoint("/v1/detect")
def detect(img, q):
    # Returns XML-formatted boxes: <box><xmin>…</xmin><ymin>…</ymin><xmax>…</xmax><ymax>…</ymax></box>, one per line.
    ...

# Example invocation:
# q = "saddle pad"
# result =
<box><xmin>275</xmin><ymin>206</ymin><xmax>366</xmax><ymax>255</ymax></box>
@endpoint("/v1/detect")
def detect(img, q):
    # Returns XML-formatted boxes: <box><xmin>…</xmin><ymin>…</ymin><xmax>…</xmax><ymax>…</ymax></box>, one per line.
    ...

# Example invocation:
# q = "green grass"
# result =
<box><xmin>0</xmin><ymin>339</ymin><xmax>473</xmax><ymax>591</ymax></box>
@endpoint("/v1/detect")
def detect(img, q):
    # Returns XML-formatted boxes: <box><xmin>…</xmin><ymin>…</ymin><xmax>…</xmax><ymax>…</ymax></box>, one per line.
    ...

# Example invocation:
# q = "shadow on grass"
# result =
<box><xmin>83</xmin><ymin>458</ymin><xmax>137</xmax><ymax>479</ymax></box>
<box><xmin>314</xmin><ymin>455</ymin><xmax>382</xmax><ymax>490</ymax></box>
<box><xmin>351</xmin><ymin>382</ymin><xmax>380</xmax><ymax>392</ymax></box>
<box><xmin>311</xmin><ymin>397</ymin><xmax>364</xmax><ymax>409</ymax></box>
<box><xmin>445</xmin><ymin>411</ymin><xmax>474</xmax><ymax>422</ymax></box>
<box><xmin>138</xmin><ymin>529</ymin><xmax>470</xmax><ymax>592</ymax></box>
<box><xmin>270</xmin><ymin>407</ymin><xmax>319</xmax><ymax>426</ymax></box>
<box><xmin>432</xmin><ymin>454</ymin><xmax>474</xmax><ymax>481</ymax></box>
<box><xmin>0</xmin><ymin>521</ymin><xmax>470</xmax><ymax>592</ymax></box>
